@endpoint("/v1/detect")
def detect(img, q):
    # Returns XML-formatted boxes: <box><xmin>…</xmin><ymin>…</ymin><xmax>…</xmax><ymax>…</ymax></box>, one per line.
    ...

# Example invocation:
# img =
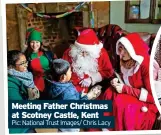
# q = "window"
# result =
<box><xmin>125</xmin><ymin>0</ymin><xmax>161</xmax><ymax>24</ymax></box>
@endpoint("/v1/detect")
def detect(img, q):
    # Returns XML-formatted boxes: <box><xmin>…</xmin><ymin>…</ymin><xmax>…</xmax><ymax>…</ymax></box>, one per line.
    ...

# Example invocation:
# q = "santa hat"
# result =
<box><xmin>116</xmin><ymin>33</ymin><xmax>149</xmax><ymax>64</ymax></box>
<box><xmin>26</xmin><ymin>27</ymin><xmax>42</xmax><ymax>43</ymax></box>
<box><xmin>74</xmin><ymin>29</ymin><xmax>103</xmax><ymax>52</ymax></box>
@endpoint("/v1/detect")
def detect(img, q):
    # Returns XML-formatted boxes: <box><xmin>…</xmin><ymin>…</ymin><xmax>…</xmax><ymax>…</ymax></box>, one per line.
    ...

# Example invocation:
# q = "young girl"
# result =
<box><xmin>25</xmin><ymin>27</ymin><xmax>57</xmax><ymax>99</ymax></box>
<box><xmin>8</xmin><ymin>50</ymin><xmax>39</xmax><ymax>133</ymax></box>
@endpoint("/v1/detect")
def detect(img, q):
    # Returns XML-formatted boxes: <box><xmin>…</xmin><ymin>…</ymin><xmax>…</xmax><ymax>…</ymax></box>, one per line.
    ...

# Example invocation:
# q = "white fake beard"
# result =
<box><xmin>69</xmin><ymin>45</ymin><xmax>101</xmax><ymax>78</ymax></box>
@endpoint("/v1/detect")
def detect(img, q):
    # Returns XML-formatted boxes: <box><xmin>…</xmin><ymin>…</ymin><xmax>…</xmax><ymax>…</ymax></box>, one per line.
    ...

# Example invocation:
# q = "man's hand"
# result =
<box><xmin>79</xmin><ymin>77</ymin><xmax>92</xmax><ymax>87</ymax></box>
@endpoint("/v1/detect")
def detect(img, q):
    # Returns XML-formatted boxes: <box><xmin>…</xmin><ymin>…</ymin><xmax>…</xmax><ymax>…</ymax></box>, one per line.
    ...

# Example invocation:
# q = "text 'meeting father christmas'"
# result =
<box><xmin>8</xmin><ymin>100</ymin><xmax>114</xmax><ymax>128</ymax></box>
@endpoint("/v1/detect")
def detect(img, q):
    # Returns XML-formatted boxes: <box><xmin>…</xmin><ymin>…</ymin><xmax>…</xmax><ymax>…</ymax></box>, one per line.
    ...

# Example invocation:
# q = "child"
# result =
<box><xmin>48</xmin><ymin>59</ymin><xmax>102</xmax><ymax>132</ymax></box>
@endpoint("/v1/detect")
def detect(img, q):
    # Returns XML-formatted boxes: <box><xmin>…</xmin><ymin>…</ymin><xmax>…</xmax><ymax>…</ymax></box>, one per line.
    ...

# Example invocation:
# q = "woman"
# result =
<box><xmin>103</xmin><ymin>33</ymin><xmax>158</xmax><ymax>130</ymax></box>
<box><xmin>8</xmin><ymin>50</ymin><xmax>38</xmax><ymax>133</ymax></box>
<box><xmin>25</xmin><ymin>27</ymin><xmax>57</xmax><ymax>99</ymax></box>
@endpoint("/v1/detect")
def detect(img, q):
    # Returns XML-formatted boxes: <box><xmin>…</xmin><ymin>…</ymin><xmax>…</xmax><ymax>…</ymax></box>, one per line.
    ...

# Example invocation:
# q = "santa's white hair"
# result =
<box><xmin>69</xmin><ymin>45</ymin><xmax>102</xmax><ymax>78</ymax></box>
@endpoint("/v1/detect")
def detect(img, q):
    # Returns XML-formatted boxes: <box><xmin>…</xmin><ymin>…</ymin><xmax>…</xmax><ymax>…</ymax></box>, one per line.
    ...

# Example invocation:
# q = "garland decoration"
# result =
<box><xmin>21</xmin><ymin>2</ymin><xmax>86</xmax><ymax>19</ymax></box>
<box><xmin>90</xmin><ymin>2</ymin><xmax>95</xmax><ymax>28</ymax></box>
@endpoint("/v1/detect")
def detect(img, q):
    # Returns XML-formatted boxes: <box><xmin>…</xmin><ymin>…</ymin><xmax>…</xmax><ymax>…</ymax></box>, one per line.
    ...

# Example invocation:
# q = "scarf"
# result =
<box><xmin>8</xmin><ymin>68</ymin><xmax>35</xmax><ymax>88</ymax></box>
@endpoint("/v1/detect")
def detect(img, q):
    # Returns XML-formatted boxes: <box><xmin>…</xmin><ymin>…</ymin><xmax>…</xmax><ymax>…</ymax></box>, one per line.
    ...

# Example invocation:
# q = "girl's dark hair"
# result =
<box><xmin>7</xmin><ymin>50</ymin><xmax>24</xmax><ymax>67</ymax></box>
<box><xmin>52</xmin><ymin>59</ymin><xmax>70</xmax><ymax>81</ymax></box>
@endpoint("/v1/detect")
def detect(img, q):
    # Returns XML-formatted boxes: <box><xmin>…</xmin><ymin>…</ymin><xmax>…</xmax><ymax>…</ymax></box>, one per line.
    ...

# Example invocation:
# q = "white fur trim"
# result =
<box><xmin>139</xmin><ymin>88</ymin><xmax>148</xmax><ymax>102</ymax></box>
<box><xmin>141</xmin><ymin>106</ymin><xmax>148</xmax><ymax>112</ymax></box>
<box><xmin>133</xmin><ymin>63</ymin><xmax>141</xmax><ymax>74</ymax></box>
<box><xmin>116</xmin><ymin>37</ymin><xmax>144</xmax><ymax>64</ymax></box>
<box><xmin>90</xmin><ymin>72</ymin><xmax>102</xmax><ymax>85</ymax></box>
<box><xmin>75</xmin><ymin>41</ymin><xmax>103</xmax><ymax>52</ymax></box>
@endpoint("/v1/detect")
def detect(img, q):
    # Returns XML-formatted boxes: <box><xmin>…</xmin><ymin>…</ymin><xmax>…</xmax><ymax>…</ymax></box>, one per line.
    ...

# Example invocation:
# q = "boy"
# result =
<box><xmin>48</xmin><ymin>59</ymin><xmax>102</xmax><ymax>132</ymax></box>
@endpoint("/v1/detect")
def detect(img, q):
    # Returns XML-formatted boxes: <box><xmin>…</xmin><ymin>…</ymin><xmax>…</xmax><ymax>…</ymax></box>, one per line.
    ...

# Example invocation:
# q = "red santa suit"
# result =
<box><xmin>103</xmin><ymin>33</ymin><xmax>158</xmax><ymax>130</ymax></box>
<box><xmin>62</xmin><ymin>29</ymin><xmax>114</xmax><ymax>93</ymax></box>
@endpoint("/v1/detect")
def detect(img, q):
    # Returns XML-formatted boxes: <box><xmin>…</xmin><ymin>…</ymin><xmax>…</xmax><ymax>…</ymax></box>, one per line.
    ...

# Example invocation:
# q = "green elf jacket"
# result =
<box><xmin>27</xmin><ymin>51</ymin><xmax>55</xmax><ymax>92</ymax></box>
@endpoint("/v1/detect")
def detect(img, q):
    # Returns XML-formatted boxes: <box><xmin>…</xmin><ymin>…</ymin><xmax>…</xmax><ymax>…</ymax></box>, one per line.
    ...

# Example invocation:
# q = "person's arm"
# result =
<box><xmin>79</xmin><ymin>94</ymin><xmax>88</xmax><ymax>100</ymax></box>
<box><xmin>122</xmin><ymin>63</ymin><xmax>154</xmax><ymax>104</ymax></box>
<box><xmin>79</xmin><ymin>90</ymin><xmax>88</xmax><ymax>100</ymax></box>
<box><xmin>8</xmin><ymin>84</ymin><xmax>23</xmax><ymax>100</ymax></box>
<box><xmin>62</xmin><ymin>86</ymin><xmax>88</xmax><ymax>100</ymax></box>
<box><xmin>90</xmin><ymin>48</ymin><xmax>114</xmax><ymax>85</ymax></box>
<box><xmin>62</xmin><ymin>86</ymin><xmax>80</xmax><ymax>100</ymax></box>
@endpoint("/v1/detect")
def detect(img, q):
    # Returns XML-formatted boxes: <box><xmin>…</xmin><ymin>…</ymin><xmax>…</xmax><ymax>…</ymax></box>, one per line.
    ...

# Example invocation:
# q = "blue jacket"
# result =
<box><xmin>48</xmin><ymin>81</ymin><xmax>87</xmax><ymax>132</ymax></box>
<box><xmin>49</xmin><ymin>81</ymin><xmax>88</xmax><ymax>100</ymax></box>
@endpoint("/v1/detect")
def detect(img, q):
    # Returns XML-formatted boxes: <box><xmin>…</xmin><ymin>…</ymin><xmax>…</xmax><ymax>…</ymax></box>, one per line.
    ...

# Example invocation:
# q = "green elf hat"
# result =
<box><xmin>26</xmin><ymin>27</ymin><xmax>42</xmax><ymax>43</ymax></box>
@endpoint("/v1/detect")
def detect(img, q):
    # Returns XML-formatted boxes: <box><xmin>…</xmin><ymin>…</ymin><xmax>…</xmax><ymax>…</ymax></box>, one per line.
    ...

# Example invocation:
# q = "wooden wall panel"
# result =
<box><xmin>6</xmin><ymin>2</ymin><xmax>110</xmax><ymax>51</ymax></box>
<box><xmin>92</xmin><ymin>1</ymin><xmax>110</xmax><ymax>28</ymax></box>
<box><xmin>6</xmin><ymin>4</ymin><xmax>21</xmax><ymax>51</ymax></box>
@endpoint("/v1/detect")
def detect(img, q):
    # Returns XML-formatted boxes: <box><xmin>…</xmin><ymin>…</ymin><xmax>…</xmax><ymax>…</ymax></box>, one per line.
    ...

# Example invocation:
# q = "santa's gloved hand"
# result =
<box><xmin>79</xmin><ymin>77</ymin><xmax>92</xmax><ymax>87</ymax></box>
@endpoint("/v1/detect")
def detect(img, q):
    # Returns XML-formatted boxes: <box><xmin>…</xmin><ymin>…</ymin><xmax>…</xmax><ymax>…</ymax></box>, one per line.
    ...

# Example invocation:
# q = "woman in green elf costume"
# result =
<box><xmin>25</xmin><ymin>27</ymin><xmax>57</xmax><ymax>99</ymax></box>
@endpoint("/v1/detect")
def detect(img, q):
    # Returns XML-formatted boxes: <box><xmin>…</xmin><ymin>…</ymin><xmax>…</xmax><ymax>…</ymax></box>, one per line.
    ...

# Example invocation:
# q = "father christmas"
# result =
<box><xmin>63</xmin><ymin>29</ymin><xmax>114</xmax><ymax>93</ymax></box>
